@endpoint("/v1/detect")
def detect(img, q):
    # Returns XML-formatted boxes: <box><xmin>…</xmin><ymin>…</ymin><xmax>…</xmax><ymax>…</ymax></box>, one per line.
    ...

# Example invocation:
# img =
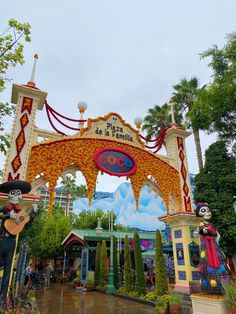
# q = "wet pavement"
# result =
<box><xmin>35</xmin><ymin>283</ymin><xmax>156</xmax><ymax>314</ymax></box>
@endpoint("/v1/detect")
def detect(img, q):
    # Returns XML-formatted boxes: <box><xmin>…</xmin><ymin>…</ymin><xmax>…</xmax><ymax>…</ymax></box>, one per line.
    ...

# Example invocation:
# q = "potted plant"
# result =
<box><xmin>223</xmin><ymin>277</ymin><xmax>236</xmax><ymax>314</ymax></box>
<box><xmin>84</xmin><ymin>279</ymin><xmax>95</xmax><ymax>292</ymax></box>
<box><xmin>168</xmin><ymin>293</ymin><xmax>183</xmax><ymax>314</ymax></box>
<box><xmin>155</xmin><ymin>296</ymin><xmax>168</xmax><ymax>314</ymax></box>
<box><xmin>72</xmin><ymin>276</ymin><xmax>81</xmax><ymax>288</ymax></box>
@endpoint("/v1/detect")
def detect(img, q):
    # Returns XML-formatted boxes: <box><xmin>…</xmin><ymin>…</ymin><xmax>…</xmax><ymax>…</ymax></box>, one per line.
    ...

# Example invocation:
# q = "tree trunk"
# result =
<box><xmin>193</xmin><ymin>129</ymin><xmax>203</xmax><ymax>171</ymax></box>
<box><xmin>65</xmin><ymin>192</ymin><xmax>70</xmax><ymax>216</ymax></box>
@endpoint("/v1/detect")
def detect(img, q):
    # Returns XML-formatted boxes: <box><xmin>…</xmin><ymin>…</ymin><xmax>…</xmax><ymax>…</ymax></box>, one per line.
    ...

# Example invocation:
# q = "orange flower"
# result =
<box><xmin>27</xmin><ymin>137</ymin><xmax>182</xmax><ymax>214</ymax></box>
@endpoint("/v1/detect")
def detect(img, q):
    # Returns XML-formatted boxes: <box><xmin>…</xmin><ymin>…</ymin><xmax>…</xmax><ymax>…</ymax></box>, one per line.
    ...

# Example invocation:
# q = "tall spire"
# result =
<box><xmin>27</xmin><ymin>54</ymin><xmax>38</xmax><ymax>87</ymax></box>
<box><xmin>168</xmin><ymin>98</ymin><xmax>177</xmax><ymax>127</ymax></box>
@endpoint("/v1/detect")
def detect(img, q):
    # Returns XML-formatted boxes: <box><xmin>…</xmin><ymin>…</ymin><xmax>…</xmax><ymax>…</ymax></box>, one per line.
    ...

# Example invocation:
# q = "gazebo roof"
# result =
<box><xmin>62</xmin><ymin>229</ymin><xmax>156</xmax><ymax>249</ymax></box>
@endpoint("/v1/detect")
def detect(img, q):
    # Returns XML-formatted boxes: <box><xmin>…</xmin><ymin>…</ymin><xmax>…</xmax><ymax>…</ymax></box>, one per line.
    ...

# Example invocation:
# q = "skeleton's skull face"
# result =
<box><xmin>110</xmin><ymin>115</ymin><xmax>118</xmax><ymax>124</ymax></box>
<box><xmin>198</xmin><ymin>205</ymin><xmax>212</xmax><ymax>220</ymax></box>
<box><xmin>8</xmin><ymin>189</ymin><xmax>22</xmax><ymax>204</ymax></box>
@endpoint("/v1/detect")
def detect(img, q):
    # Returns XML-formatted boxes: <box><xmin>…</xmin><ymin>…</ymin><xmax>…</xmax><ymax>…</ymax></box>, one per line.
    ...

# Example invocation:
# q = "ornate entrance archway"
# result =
<box><xmin>2</xmin><ymin>58</ymin><xmax>199</xmax><ymax>293</ymax></box>
<box><xmin>26</xmin><ymin>112</ymin><xmax>183</xmax><ymax>214</ymax></box>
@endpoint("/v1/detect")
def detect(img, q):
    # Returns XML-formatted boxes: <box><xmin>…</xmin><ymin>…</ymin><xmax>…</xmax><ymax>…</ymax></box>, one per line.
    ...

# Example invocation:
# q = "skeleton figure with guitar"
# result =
<box><xmin>0</xmin><ymin>180</ymin><xmax>37</xmax><ymax>308</ymax></box>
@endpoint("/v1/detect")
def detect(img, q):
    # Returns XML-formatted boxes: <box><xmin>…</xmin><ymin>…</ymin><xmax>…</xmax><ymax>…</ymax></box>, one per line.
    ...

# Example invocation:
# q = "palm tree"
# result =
<box><xmin>61</xmin><ymin>176</ymin><xmax>88</xmax><ymax>216</ymax></box>
<box><xmin>74</xmin><ymin>184</ymin><xmax>88</xmax><ymax>198</ymax></box>
<box><xmin>61</xmin><ymin>176</ymin><xmax>77</xmax><ymax>216</ymax></box>
<box><xmin>172</xmin><ymin>77</ymin><xmax>204</xmax><ymax>170</ymax></box>
<box><xmin>142</xmin><ymin>104</ymin><xmax>170</xmax><ymax>139</ymax></box>
<box><xmin>142</xmin><ymin>103</ymin><xmax>182</xmax><ymax>139</ymax></box>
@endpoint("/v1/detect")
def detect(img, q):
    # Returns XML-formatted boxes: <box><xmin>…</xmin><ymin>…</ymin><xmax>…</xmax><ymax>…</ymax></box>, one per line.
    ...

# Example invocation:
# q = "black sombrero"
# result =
<box><xmin>0</xmin><ymin>180</ymin><xmax>31</xmax><ymax>194</ymax></box>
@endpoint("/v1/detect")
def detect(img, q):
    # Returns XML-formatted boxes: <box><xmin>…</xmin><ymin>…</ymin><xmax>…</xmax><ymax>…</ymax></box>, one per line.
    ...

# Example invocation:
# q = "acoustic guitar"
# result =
<box><xmin>4</xmin><ymin>208</ymin><xmax>33</xmax><ymax>235</ymax></box>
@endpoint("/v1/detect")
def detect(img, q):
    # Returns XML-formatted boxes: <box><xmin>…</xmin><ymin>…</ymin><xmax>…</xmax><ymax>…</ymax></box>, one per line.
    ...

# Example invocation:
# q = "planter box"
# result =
<box><xmin>191</xmin><ymin>294</ymin><xmax>228</xmax><ymax>314</ymax></box>
<box><xmin>114</xmin><ymin>293</ymin><xmax>155</xmax><ymax>307</ymax></box>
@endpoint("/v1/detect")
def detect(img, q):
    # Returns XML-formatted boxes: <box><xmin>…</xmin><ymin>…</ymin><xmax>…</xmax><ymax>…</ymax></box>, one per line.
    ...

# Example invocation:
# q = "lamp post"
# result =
<box><xmin>107</xmin><ymin>210</ymin><xmax>116</xmax><ymax>293</ymax></box>
<box><xmin>134</xmin><ymin>116</ymin><xmax>143</xmax><ymax>130</ymax></box>
<box><xmin>77</xmin><ymin>101</ymin><xmax>87</xmax><ymax>135</ymax></box>
<box><xmin>117</xmin><ymin>236</ymin><xmax>122</xmax><ymax>287</ymax></box>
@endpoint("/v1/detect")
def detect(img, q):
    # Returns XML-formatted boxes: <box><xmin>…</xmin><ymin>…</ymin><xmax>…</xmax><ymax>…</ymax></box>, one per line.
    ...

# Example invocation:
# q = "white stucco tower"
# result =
<box><xmin>3</xmin><ymin>55</ymin><xmax>47</xmax><ymax>182</ymax></box>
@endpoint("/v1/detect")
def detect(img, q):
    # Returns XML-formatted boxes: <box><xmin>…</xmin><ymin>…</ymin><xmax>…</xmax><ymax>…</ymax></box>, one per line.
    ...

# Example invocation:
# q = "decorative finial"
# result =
<box><xmin>134</xmin><ymin>117</ymin><xmax>143</xmax><ymax>130</ymax></box>
<box><xmin>27</xmin><ymin>54</ymin><xmax>38</xmax><ymax>87</ymax></box>
<box><xmin>77</xmin><ymin>101</ymin><xmax>88</xmax><ymax>114</ymax></box>
<box><xmin>77</xmin><ymin>101</ymin><xmax>88</xmax><ymax>134</ymax></box>
<box><xmin>168</xmin><ymin>98</ymin><xmax>176</xmax><ymax>127</ymax></box>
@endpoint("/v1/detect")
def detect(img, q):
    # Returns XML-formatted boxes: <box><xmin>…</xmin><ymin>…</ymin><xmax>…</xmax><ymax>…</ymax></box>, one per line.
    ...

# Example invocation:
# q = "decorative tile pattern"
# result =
<box><xmin>176</xmin><ymin>243</ymin><xmax>185</xmax><ymax>265</ymax></box>
<box><xmin>178</xmin><ymin>271</ymin><xmax>186</xmax><ymax>280</ymax></box>
<box><xmin>192</xmin><ymin>271</ymin><xmax>200</xmax><ymax>280</ymax></box>
<box><xmin>183</xmin><ymin>182</ymin><xmax>189</xmax><ymax>196</ymax></box>
<box><xmin>21</xmin><ymin>97</ymin><xmax>33</xmax><ymax>114</ymax></box>
<box><xmin>16</xmin><ymin>130</ymin><xmax>26</xmax><ymax>154</ymax></box>
<box><xmin>20</xmin><ymin>113</ymin><xmax>29</xmax><ymax>128</ymax></box>
<box><xmin>177</xmin><ymin>137</ymin><xmax>192</xmax><ymax>212</ymax></box>
<box><xmin>174</xmin><ymin>230</ymin><xmax>182</xmax><ymax>239</ymax></box>
<box><xmin>9</xmin><ymin>97</ymin><xmax>33</xmax><ymax>178</ymax></box>
<box><xmin>11</xmin><ymin>155</ymin><xmax>22</xmax><ymax>173</ymax></box>
<box><xmin>184</xmin><ymin>196</ymin><xmax>192</xmax><ymax>212</ymax></box>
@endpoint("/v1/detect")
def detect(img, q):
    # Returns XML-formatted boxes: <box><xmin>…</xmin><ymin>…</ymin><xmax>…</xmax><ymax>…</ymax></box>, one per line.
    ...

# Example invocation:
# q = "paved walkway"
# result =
<box><xmin>35</xmin><ymin>283</ymin><xmax>156</xmax><ymax>314</ymax></box>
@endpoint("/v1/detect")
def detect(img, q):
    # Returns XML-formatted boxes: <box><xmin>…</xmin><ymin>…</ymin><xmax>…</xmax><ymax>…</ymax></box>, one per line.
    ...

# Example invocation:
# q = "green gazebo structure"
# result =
<box><xmin>62</xmin><ymin>228</ymin><xmax>171</xmax><ymax>283</ymax></box>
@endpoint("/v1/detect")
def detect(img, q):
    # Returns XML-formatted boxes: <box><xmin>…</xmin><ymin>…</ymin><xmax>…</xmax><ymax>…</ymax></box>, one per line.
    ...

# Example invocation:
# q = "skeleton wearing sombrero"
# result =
<box><xmin>0</xmin><ymin>180</ymin><xmax>37</xmax><ymax>308</ymax></box>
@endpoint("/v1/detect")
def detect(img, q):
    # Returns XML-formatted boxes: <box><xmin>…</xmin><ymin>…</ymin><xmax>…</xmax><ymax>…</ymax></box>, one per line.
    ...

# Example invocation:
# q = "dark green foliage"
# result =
<box><xmin>0</xmin><ymin>19</ymin><xmax>31</xmax><ymax>154</ymax></box>
<box><xmin>172</xmin><ymin>77</ymin><xmax>204</xmax><ymax>170</ymax></box>
<box><xmin>73</xmin><ymin>209</ymin><xmax>128</xmax><ymax>231</ymax></box>
<box><xmin>19</xmin><ymin>206</ymin><xmax>72</xmax><ymax>258</ymax></box>
<box><xmin>124</xmin><ymin>235</ymin><xmax>133</xmax><ymax>292</ymax></box>
<box><xmin>155</xmin><ymin>230</ymin><xmax>168</xmax><ymax>296</ymax></box>
<box><xmin>133</xmin><ymin>232</ymin><xmax>146</xmax><ymax>295</ymax></box>
<box><xmin>95</xmin><ymin>242</ymin><xmax>101</xmax><ymax>287</ymax></box>
<box><xmin>191</xmin><ymin>33</ymin><xmax>236</xmax><ymax>142</ymax></box>
<box><xmin>100</xmin><ymin>240</ymin><xmax>108</xmax><ymax>287</ymax></box>
<box><xmin>194</xmin><ymin>141</ymin><xmax>236</xmax><ymax>256</ymax></box>
<box><xmin>142</xmin><ymin>103</ymin><xmax>182</xmax><ymax>139</ymax></box>
<box><xmin>113</xmin><ymin>236</ymin><xmax>120</xmax><ymax>289</ymax></box>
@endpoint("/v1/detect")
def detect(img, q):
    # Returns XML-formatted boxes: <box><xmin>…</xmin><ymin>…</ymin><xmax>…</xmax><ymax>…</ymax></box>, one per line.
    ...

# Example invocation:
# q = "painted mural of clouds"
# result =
<box><xmin>73</xmin><ymin>182</ymin><xmax>166</xmax><ymax>231</ymax></box>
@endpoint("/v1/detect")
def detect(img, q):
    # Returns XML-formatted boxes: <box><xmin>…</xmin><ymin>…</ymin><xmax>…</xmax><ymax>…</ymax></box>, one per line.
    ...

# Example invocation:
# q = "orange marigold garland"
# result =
<box><xmin>27</xmin><ymin>137</ymin><xmax>182</xmax><ymax>213</ymax></box>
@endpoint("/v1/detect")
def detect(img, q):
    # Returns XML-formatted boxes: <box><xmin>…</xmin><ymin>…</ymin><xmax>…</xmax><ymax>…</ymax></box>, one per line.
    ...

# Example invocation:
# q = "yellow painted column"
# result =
<box><xmin>160</xmin><ymin>213</ymin><xmax>200</xmax><ymax>294</ymax></box>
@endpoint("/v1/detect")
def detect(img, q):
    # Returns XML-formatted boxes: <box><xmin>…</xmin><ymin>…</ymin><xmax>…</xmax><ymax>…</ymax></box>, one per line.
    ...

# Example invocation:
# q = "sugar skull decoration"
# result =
<box><xmin>0</xmin><ymin>180</ymin><xmax>37</xmax><ymax>308</ymax></box>
<box><xmin>195</xmin><ymin>202</ymin><xmax>230</xmax><ymax>293</ymax></box>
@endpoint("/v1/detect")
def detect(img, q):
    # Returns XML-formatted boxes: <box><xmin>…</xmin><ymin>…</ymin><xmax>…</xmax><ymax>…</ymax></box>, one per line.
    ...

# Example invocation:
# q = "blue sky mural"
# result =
<box><xmin>73</xmin><ymin>182</ymin><xmax>166</xmax><ymax>231</ymax></box>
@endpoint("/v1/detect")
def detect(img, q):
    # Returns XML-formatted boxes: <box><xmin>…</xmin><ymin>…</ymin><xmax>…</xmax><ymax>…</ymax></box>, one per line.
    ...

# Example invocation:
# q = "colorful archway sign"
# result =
<box><xmin>94</xmin><ymin>148</ymin><xmax>137</xmax><ymax>176</ymax></box>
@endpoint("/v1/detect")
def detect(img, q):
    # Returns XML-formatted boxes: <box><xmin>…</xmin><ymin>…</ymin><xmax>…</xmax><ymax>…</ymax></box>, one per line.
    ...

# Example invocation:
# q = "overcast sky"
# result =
<box><xmin>1</xmin><ymin>1</ymin><xmax>235</xmax><ymax>191</ymax></box>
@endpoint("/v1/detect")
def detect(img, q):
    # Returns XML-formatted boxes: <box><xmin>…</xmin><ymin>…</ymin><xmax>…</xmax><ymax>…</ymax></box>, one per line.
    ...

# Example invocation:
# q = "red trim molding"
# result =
<box><xmin>63</xmin><ymin>234</ymin><xmax>85</xmax><ymax>249</ymax></box>
<box><xmin>177</xmin><ymin>137</ymin><xmax>192</xmax><ymax>212</ymax></box>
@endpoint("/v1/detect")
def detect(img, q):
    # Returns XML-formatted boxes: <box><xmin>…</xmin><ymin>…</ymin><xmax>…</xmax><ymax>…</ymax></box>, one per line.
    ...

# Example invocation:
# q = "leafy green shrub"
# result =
<box><xmin>96</xmin><ymin>285</ymin><xmax>107</xmax><ymax>292</ymax></box>
<box><xmin>223</xmin><ymin>277</ymin><xmax>236</xmax><ymax>309</ymax></box>
<box><xmin>95</xmin><ymin>242</ymin><xmax>101</xmax><ymax>286</ymax></box>
<box><xmin>155</xmin><ymin>296</ymin><xmax>168</xmax><ymax>313</ymax></box>
<box><xmin>117</xmin><ymin>287</ymin><xmax>140</xmax><ymax>298</ymax></box>
<box><xmin>168</xmin><ymin>293</ymin><xmax>183</xmax><ymax>304</ymax></box>
<box><xmin>113</xmin><ymin>235</ymin><xmax>120</xmax><ymax>289</ymax></box>
<box><xmin>72</xmin><ymin>276</ymin><xmax>81</xmax><ymax>287</ymax></box>
<box><xmin>85</xmin><ymin>279</ymin><xmax>94</xmax><ymax>287</ymax></box>
<box><xmin>100</xmin><ymin>240</ymin><xmax>108</xmax><ymax>287</ymax></box>
<box><xmin>124</xmin><ymin>235</ymin><xmax>133</xmax><ymax>292</ymax></box>
<box><xmin>155</xmin><ymin>230</ymin><xmax>168</xmax><ymax>296</ymax></box>
<box><xmin>133</xmin><ymin>231</ymin><xmax>146</xmax><ymax>295</ymax></box>
<box><xmin>142</xmin><ymin>291</ymin><xmax>158</xmax><ymax>301</ymax></box>
<box><xmin>117</xmin><ymin>286</ymin><xmax>126</xmax><ymax>295</ymax></box>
